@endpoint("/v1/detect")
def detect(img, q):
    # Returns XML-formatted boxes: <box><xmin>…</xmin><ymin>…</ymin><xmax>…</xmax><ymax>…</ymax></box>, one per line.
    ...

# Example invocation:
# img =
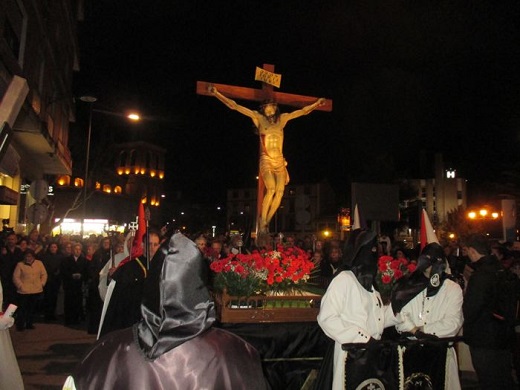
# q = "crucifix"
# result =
<box><xmin>197</xmin><ymin>64</ymin><xmax>332</xmax><ymax>242</ymax></box>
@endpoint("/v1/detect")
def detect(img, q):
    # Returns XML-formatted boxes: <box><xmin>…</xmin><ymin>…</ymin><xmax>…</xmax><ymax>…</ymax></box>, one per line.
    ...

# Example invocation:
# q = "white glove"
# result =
<box><xmin>395</xmin><ymin>311</ymin><xmax>417</xmax><ymax>334</ymax></box>
<box><xmin>0</xmin><ymin>314</ymin><xmax>15</xmax><ymax>330</ymax></box>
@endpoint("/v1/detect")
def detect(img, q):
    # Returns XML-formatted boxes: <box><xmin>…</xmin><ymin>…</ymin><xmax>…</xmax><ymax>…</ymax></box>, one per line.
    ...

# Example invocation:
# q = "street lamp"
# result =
<box><xmin>79</xmin><ymin>95</ymin><xmax>97</xmax><ymax>238</ymax></box>
<box><xmin>78</xmin><ymin>97</ymin><xmax>142</xmax><ymax>237</ymax></box>
<box><xmin>91</xmin><ymin>108</ymin><xmax>141</xmax><ymax>121</ymax></box>
<box><xmin>467</xmin><ymin>207</ymin><xmax>500</xmax><ymax>220</ymax></box>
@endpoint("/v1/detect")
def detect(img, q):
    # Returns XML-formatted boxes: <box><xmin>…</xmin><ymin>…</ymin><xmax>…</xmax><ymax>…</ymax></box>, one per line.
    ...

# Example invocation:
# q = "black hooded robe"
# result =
<box><xmin>66</xmin><ymin>233</ymin><xmax>268</xmax><ymax>390</ymax></box>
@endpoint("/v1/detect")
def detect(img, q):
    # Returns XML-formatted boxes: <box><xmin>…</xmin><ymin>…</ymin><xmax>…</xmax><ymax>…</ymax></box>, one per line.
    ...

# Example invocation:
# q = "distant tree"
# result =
<box><xmin>437</xmin><ymin>206</ymin><xmax>484</xmax><ymax>242</ymax></box>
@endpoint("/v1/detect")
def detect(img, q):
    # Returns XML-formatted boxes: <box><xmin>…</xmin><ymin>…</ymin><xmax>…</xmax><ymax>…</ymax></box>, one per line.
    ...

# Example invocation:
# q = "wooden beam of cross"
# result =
<box><xmin>196</xmin><ymin>64</ymin><xmax>333</xmax><ymax>243</ymax></box>
<box><xmin>196</xmin><ymin>64</ymin><xmax>333</xmax><ymax>112</ymax></box>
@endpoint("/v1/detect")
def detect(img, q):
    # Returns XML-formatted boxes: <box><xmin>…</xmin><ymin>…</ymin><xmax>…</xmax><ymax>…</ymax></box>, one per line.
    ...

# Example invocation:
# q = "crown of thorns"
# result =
<box><xmin>260</xmin><ymin>100</ymin><xmax>277</xmax><ymax>108</ymax></box>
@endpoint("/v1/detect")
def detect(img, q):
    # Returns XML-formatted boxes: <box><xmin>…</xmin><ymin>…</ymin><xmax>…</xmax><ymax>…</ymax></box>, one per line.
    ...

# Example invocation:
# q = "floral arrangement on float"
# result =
<box><xmin>210</xmin><ymin>245</ymin><xmax>318</xmax><ymax>297</ymax></box>
<box><xmin>210</xmin><ymin>245</ymin><xmax>324</xmax><ymax>323</ymax></box>
<box><xmin>375</xmin><ymin>255</ymin><xmax>417</xmax><ymax>302</ymax></box>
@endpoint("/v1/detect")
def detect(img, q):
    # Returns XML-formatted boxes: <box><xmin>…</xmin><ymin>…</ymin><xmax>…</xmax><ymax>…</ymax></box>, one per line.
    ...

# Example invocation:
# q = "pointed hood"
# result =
<box><xmin>420</xmin><ymin>209</ymin><xmax>438</xmax><ymax>251</ymax></box>
<box><xmin>391</xmin><ymin>242</ymin><xmax>449</xmax><ymax>314</ymax></box>
<box><xmin>341</xmin><ymin>229</ymin><xmax>379</xmax><ymax>292</ymax></box>
<box><xmin>352</xmin><ymin>203</ymin><xmax>366</xmax><ymax>230</ymax></box>
<box><xmin>136</xmin><ymin>233</ymin><xmax>215</xmax><ymax>360</ymax></box>
<box><xmin>416</xmin><ymin>242</ymin><xmax>448</xmax><ymax>297</ymax></box>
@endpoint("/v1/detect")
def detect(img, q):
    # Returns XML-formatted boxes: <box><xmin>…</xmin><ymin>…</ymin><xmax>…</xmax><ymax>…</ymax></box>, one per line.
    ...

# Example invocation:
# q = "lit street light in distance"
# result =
<box><xmin>465</xmin><ymin>205</ymin><xmax>504</xmax><ymax>239</ymax></box>
<box><xmin>92</xmin><ymin>107</ymin><xmax>141</xmax><ymax>122</ymax></box>
<box><xmin>77</xmin><ymin>96</ymin><xmax>142</xmax><ymax>237</ymax></box>
<box><xmin>467</xmin><ymin>207</ymin><xmax>500</xmax><ymax>220</ymax></box>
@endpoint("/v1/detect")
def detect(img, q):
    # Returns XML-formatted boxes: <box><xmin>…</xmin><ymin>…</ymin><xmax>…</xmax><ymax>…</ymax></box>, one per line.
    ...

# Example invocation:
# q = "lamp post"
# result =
<box><xmin>79</xmin><ymin>95</ymin><xmax>97</xmax><ymax>238</ymax></box>
<box><xmin>78</xmin><ymin>97</ymin><xmax>141</xmax><ymax>237</ymax></box>
<box><xmin>466</xmin><ymin>205</ymin><xmax>502</xmax><ymax>240</ymax></box>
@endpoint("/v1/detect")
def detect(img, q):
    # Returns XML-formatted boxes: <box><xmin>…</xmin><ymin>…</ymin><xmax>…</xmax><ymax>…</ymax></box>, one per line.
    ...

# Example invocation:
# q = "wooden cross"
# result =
<box><xmin>196</xmin><ymin>64</ymin><xmax>333</xmax><ymax>239</ymax></box>
<box><xmin>197</xmin><ymin>64</ymin><xmax>332</xmax><ymax>112</ymax></box>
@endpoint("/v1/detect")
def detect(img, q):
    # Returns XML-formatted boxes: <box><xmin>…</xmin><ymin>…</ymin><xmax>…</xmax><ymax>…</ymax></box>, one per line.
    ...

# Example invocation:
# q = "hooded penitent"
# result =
<box><xmin>65</xmin><ymin>233</ymin><xmax>267</xmax><ymax>390</ymax></box>
<box><xmin>137</xmin><ymin>232</ymin><xmax>215</xmax><ymax>360</ymax></box>
<box><xmin>391</xmin><ymin>242</ymin><xmax>448</xmax><ymax>314</ymax></box>
<box><xmin>341</xmin><ymin>229</ymin><xmax>379</xmax><ymax>292</ymax></box>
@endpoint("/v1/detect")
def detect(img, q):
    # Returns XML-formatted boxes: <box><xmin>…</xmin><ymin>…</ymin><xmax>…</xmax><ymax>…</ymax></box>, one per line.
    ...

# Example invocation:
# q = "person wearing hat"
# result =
<box><xmin>317</xmin><ymin>229</ymin><xmax>402</xmax><ymax>390</ymax></box>
<box><xmin>12</xmin><ymin>249</ymin><xmax>47</xmax><ymax>331</ymax></box>
<box><xmin>64</xmin><ymin>233</ymin><xmax>268</xmax><ymax>389</ymax></box>
<box><xmin>391</xmin><ymin>242</ymin><xmax>464</xmax><ymax>389</ymax></box>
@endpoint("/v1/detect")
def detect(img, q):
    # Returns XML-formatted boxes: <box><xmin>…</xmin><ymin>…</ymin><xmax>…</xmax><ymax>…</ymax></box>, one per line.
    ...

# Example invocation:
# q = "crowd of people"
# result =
<box><xmin>316</xmin><ymin>232</ymin><xmax>520</xmax><ymax>389</ymax></box>
<box><xmin>0</xmin><ymin>228</ymin><xmax>329</xmax><ymax>334</ymax></box>
<box><xmin>191</xmin><ymin>229</ymin><xmax>520</xmax><ymax>389</ymax></box>
<box><xmin>1</xmin><ymin>226</ymin><xmax>520</xmax><ymax>388</ymax></box>
<box><xmin>0</xmin><ymin>228</ymin><xmax>155</xmax><ymax>334</ymax></box>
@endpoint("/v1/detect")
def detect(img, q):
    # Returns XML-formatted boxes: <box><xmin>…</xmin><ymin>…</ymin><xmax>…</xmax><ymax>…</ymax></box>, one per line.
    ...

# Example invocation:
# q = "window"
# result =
<box><xmin>129</xmin><ymin>150</ymin><xmax>137</xmax><ymax>166</ymax></box>
<box><xmin>119</xmin><ymin>151</ymin><xmax>127</xmax><ymax>167</ymax></box>
<box><xmin>4</xmin><ymin>19</ymin><xmax>19</xmax><ymax>58</ymax></box>
<box><xmin>446</xmin><ymin>169</ymin><xmax>456</xmax><ymax>179</ymax></box>
<box><xmin>56</xmin><ymin>175</ymin><xmax>70</xmax><ymax>186</ymax></box>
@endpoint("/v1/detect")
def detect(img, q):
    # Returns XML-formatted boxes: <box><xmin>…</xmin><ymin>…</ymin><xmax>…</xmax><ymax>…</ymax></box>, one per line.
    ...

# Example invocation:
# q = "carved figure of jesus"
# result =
<box><xmin>208</xmin><ymin>85</ymin><xmax>325</xmax><ymax>232</ymax></box>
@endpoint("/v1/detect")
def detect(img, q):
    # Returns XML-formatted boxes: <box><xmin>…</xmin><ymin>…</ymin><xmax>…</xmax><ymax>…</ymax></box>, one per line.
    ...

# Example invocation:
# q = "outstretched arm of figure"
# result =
<box><xmin>284</xmin><ymin>98</ymin><xmax>326</xmax><ymax>122</ymax></box>
<box><xmin>208</xmin><ymin>84</ymin><xmax>259</xmax><ymax>126</ymax></box>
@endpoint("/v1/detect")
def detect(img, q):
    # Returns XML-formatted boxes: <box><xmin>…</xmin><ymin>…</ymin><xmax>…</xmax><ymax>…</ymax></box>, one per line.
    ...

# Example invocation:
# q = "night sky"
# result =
<box><xmin>73</xmin><ymin>0</ymin><xmax>520</xmax><ymax>207</ymax></box>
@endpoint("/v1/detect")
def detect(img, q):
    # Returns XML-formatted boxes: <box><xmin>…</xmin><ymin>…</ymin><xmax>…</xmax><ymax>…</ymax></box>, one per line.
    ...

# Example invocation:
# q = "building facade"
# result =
<box><xmin>226</xmin><ymin>180</ymin><xmax>338</xmax><ymax>237</ymax></box>
<box><xmin>406</xmin><ymin>154</ymin><xmax>467</xmax><ymax>226</ymax></box>
<box><xmin>0</xmin><ymin>0</ymin><xmax>80</xmax><ymax>233</ymax></box>
<box><xmin>52</xmin><ymin>141</ymin><xmax>166</xmax><ymax>236</ymax></box>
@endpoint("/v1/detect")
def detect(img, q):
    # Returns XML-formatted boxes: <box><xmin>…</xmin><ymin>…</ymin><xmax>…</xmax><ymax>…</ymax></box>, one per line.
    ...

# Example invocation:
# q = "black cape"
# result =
<box><xmin>70</xmin><ymin>233</ymin><xmax>268</xmax><ymax>389</ymax></box>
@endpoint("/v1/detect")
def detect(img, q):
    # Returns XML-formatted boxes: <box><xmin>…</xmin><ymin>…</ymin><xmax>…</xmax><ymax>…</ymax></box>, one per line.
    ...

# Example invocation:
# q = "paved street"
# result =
<box><xmin>8</xmin><ymin>319</ymin><xmax>481</xmax><ymax>390</ymax></box>
<box><xmin>9</xmin><ymin>322</ymin><xmax>96</xmax><ymax>390</ymax></box>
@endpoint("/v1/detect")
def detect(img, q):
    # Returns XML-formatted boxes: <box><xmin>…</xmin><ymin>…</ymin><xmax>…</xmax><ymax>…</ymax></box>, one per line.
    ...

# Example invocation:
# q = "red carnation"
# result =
<box><xmin>381</xmin><ymin>274</ymin><xmax>392</xmax><ymax>284</ymax></box>
<box><xmin>390</xmin><ymin>260</ymin><xmax>401</xmax><ymax>270</ymax></box>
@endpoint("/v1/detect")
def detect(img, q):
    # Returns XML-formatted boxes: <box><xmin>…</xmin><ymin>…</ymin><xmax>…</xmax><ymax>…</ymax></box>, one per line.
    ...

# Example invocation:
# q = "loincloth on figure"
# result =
<box><xmin>259</xmin><ymin>153</ymin><xmax>290</xmax><ymax>185</ymax></box>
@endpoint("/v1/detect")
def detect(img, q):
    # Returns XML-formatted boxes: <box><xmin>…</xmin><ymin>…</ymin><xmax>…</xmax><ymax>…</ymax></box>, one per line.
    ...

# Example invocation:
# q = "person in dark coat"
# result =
<box><xmin>41</xmin><ymin>242</ymin><xmax>63</xmax><ymax>321</ymax></box>
<box><xmin>462</xmin><ymin>234</ymin><xmax>515</xmax><ymax>388</ymax></box>
<box><xmin>0</xmin><ymin>232</ymin><xmax>23</xmax><ymax>310</ymax></box>
<box><xmin>320</xmin><ymin>245</ymin><xmax>342</xmax><ymax>288</ymax></box>
<box><xmin>60</xmin><ymin>242</ymin><xmax>88</xmax><ymax>326</ymax></box>
<box><xmin>86</xmin><ymin>237</ymin><xmax>111</xmax><ymax>334</ymax></box>
<box><xmin>98</xmin><ymin>231</ymin><xmax>161</xmax><ymax>337</ymax></box>
<box><xmin>64</xmin><ymin>233</ymin><xmax>268</xmax><ymax>390</ymax></box>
